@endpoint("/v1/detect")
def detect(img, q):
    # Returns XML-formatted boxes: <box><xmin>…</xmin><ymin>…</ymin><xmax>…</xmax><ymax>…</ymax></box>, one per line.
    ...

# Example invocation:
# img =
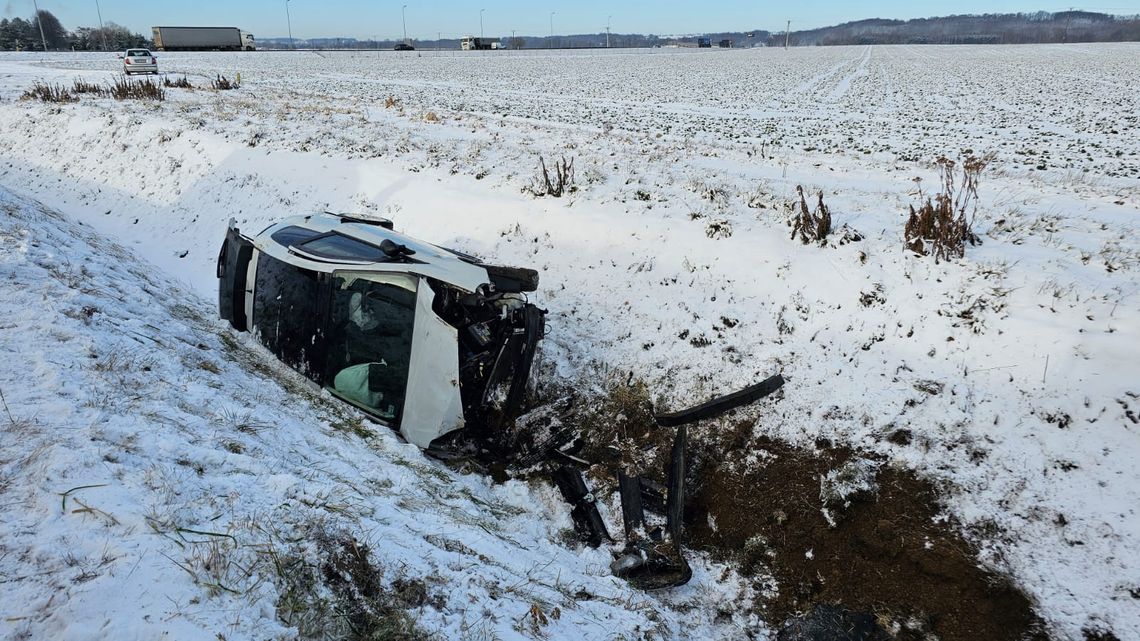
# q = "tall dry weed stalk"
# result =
<box><xmin>111</xmin><ymin>76</ymin><xmax>166</xmax><ymax>101</ymax></box>
<box><xmin>20</xmin><ymin>82</ymin><xmax>77</xmax><ymax>103</ymax></box>
<box><xmin>71</xmin><ymin>79</ymin><xmax>105</xmax><ymax>96</ymax></box>
<box><xmin>536</xmin><ymin>156</ymin><xmax>575</xmax><ymax>197</ymax></box>
<box><xmin>211</xmin><ymin>75</ymin><xmax>239</xmax><ymax>90</ymax></box>
<box><xmin>790</xmin><ymin>186</ymin><xmax>832</xmax><ymax>245</ymax></box>
<box><xmin>905</xmin><ymin>154</ymin><xmax>993</xmax><ymax>262</ymax></box>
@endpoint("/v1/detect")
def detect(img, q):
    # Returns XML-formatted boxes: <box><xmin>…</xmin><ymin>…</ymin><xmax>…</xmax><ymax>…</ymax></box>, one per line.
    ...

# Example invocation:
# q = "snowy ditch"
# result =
<box><xmin>0</xmin><ymin>46</ymin><xmax>1138</xmax><ymax>640</ymax></box>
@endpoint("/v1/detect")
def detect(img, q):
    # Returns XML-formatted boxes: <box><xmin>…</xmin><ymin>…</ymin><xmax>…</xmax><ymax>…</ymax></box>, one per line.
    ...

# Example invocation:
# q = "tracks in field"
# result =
<box><xmin>794</xmin><ymin>46</ymin><xmax>872</xmax><ymax>103</ymax></box>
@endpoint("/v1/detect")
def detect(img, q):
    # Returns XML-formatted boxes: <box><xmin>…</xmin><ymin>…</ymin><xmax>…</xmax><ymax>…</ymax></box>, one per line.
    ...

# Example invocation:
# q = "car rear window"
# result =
<box><xmin>127</xmin><ymin>50</ymin><xmax>150</xmax><ymax>57</ymax></box>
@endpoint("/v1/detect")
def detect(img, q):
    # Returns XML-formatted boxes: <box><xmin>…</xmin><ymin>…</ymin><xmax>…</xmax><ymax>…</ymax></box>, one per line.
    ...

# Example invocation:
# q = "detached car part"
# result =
<box><xmin>654</xmin><ymin>373</ymin><xmax>785</xmax><ymax>427</ymax></box>
<box><xmin>218</xmin><ymin>212</ymin><xmax>546</xmax><ymax>449</ymax></box>
<box><xmin>610</xmin><ymin>425</ymin><xmax>693</xmax><ymax>590</ymax></box>
<box><xmin>552</xmin><ymin>467</ymin><xmax>611</xmax><ymax>547</ymax></box>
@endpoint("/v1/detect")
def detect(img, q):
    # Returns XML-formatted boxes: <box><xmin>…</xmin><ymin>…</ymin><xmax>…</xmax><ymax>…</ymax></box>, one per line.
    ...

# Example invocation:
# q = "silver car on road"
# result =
<box><xmin>121</xmin><ymin>49</ymin><xmax>158</xmax><ymax>75</ymax></box>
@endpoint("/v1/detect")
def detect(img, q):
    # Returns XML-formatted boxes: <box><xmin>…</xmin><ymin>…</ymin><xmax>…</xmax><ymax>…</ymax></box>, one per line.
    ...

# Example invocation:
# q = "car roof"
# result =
<box><xmin>255</xmin><ymin>213</ymin><xmax>491</xmax><ymax>292</ymax></box>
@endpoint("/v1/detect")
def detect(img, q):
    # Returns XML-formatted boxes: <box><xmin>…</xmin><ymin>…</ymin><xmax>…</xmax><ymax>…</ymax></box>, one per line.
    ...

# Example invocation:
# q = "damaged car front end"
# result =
<box><xmin>217</xmin><ymin>212</ymin><xmax>545</xmax><ymax>449</ymax></box>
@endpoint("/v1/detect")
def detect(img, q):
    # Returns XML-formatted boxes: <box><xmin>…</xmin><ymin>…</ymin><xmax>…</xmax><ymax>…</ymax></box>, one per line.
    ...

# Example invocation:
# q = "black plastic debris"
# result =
<box><xmin>551</xmin><ymin>467</ymin><xmax>611</xmax><ymax>547</ymax></box>
<box><xmin>776</xmin><ymin>605</ymin><xmax>892</xmax><ymax>641</ymax></box>
<box><xmin>655</xmin><ymin>373</ymin><xmax>785</xmax><ymax>427</ymax></box>
<box><xmin>610</xmin><ymin>425</ymin><xmax>693</xmax><ymax>590</ymax></box>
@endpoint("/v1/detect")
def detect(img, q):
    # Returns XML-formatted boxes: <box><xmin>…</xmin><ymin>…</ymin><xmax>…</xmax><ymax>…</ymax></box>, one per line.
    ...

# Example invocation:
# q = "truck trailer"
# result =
<box><xmin>152</xmin><ymin>27</ymin><xmax>256</xmax><ymax>51</ymax></box>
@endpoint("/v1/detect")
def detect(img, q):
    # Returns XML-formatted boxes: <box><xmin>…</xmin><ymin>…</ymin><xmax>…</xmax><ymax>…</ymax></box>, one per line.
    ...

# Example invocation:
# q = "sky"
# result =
<box><xmin>6</xmin><ymin>1</ymin><xmax>1140</xmax><ymax>40</ymax></box>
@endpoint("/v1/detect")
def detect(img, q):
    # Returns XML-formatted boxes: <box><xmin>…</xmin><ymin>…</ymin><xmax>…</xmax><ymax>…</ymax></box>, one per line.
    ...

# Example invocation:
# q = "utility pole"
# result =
<box><xmin>401</xmin><ymin>4</ymin><xmax>408</xmax><ymax>45</ymax></box>
<box><xmin>438</xmin><ymin>31</ymin><xmax>442</xmax><ymax>51</ymax></box>
<box><xmin>607</xmin><ymin>15</ymin><xmax>612</xmax><ymax>48</ymax></box>
<box><xmin>31</xmin><ymin>0</ymin><xmax>49</xmax><ymax>52</ymax></box>
<box><xmin>550</xmin><ymin>11</ymin><xmax>556</xmax><ymax>49</ymax></box>
<box><xmin>785</xmin><ymin>20</ymin><xmax>791</xmax><ymax>49</ymax></box>
<box><xmin>94</xmin><ymin>0</ymin><xmax>109</xmax><ymax>51</ymax></box>
<box><xmin>285</xmin><ymin>0</ymin><xmax>295</xmax><ymax>50</ymax></box>
<box><xmin>480</xmin><ymin>8</ymin><xmax>485</xmax><ymax>41</ymax></box>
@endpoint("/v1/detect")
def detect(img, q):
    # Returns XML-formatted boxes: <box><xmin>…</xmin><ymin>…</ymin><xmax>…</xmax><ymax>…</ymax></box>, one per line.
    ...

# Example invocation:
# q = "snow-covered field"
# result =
<box><xmin>1</xmin><ymin>44</ymin><xmax>1138</xmax><ymax>640</ymax></box>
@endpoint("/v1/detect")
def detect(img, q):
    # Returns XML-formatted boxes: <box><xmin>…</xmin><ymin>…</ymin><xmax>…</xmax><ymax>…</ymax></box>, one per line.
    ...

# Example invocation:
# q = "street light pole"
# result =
<box><xmin>785</xmin><ymin>20</ymin><xmax>791</xmax><ymax>49</ymax></box>
<box><xmin>31</xmin><ymin>0</ymin><xmax>49</xmax><ymax>52</ymax></box>
<box><xmin>607</xmin><ymin>15</ymin><xmax>612</xmax><ymax>48</ymax></box>
<box><xmin>285</xmin><ymin>0</ymin><xmax>295</xmax><ymax>50</ymax></box>
<box><xmin>549</xmin><ymin>11</ymin><xmax>555</xmax><ymax>49</ymax></box>
<box><xmin>94</xmin><ymin>0</ymin><xmax>109</xmax><ymax>51</ymax></box>
<box><xmin>401</xmin><ymin>4</ymin><xmax>408</xmax><ymax>44</ymax></box>
<box><xmin>479</xmin><ymin>8</ymin><xmax>485</xmax><ymax>41</ymax></box>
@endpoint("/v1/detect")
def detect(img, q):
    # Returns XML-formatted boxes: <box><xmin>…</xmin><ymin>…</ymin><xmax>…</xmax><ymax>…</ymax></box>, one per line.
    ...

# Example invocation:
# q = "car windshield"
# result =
<box><xmin>323</xmin><ymin>273</ymin><xmax>417</xmax><ymax>424</ymax></box>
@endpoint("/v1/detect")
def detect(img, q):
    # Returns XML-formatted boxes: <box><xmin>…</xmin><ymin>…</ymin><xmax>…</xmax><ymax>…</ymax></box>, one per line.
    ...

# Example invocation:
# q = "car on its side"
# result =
<box><xmin>217</xmin><ymin>213</ymin><xmax>546</xmax><ymax>450</ymax></box>
<box><xmin>121</xmin><ymin>49</ymin><xmax>158</xmax><ymax>75</ymax></box>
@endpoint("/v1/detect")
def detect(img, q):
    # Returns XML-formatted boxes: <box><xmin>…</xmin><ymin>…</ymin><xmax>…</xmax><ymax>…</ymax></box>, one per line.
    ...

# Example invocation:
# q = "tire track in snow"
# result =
<box><xmin>826</xmin><ymin>46</ymin><xmax>873</xmax><ymax>103</ymax></box>
<box><xmin>794</xmin><ymin>53</ymin><xmax>860</xmax><ymax>96</ymax></box>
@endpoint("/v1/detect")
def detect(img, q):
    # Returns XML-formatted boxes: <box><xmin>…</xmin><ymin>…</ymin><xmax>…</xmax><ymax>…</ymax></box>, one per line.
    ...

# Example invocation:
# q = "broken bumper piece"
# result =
<box><xmin>611</xmin><ymin>424</ymin><xmax>693</xmax><ymax>590</ymax></box>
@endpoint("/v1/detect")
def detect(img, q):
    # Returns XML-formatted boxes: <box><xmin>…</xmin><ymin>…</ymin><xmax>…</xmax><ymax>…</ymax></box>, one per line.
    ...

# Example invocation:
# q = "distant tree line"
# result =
<box><xmin>0</xmin><ymin>9</ymin><xmax>150</xmax><ymax>51</ymax></box>
<box><xmin>782</xmin><ymin>12</ymin><xmax>1140</xmax><ymax>46</ymax></box>
<box><xmin>256</xmin><ymin>33</ymin><xmax>688</xmax><ymax>50</ymax></box>
<box><xmin>262</xmin><ymin>11</ymin><xmax>1138</xmax><ymax>52</ymax></box>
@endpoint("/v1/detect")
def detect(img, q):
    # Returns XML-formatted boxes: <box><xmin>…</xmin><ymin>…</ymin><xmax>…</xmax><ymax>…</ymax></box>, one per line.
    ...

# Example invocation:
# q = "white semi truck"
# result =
<box><xmin>152</xmin><ymin>27</ymin><xmax>256</xmax><ymax>51</ymax></box>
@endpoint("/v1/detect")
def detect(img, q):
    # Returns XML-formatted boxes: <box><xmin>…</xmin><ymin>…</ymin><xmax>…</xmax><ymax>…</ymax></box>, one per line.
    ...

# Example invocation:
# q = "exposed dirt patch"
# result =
<box><xmin>685</xmin><ymin>426</ymin><xmax>1046</xmax><ymax>641</ymax></box>
<box><xmin>506</xmin><ymin>379</ymin><xmax>1047</xmax><ymax>640</ymax></box>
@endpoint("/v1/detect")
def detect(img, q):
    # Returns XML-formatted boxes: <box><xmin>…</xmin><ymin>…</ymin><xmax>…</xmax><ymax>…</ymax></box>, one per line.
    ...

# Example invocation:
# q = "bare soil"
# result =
<box><xmin>547</xmin><ymin>379</ymin><xmax>1048</xmax><ymax>641</ymax></box>
<box><xmin>684</xmin><ymin>426</ymin><xmax>1047</xmax><ymax>641</ymax></box>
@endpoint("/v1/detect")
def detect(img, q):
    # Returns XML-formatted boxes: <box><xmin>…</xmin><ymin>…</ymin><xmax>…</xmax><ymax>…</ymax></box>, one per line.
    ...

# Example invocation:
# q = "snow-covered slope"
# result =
<box><xmin>0</xmin><ymin>188</ymin><xmax>748</xmax><ymax>640</ymax></box>
<box><xmin>1</xmin><ymin>45</ymin><xmax>1138</xmax><ymax>639</ymax></box>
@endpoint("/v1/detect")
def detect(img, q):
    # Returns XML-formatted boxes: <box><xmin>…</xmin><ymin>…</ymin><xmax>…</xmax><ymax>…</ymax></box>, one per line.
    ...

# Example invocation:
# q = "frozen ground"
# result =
<box><xmin>0</xmin><ymin>44</ymin><xmax>1138</xmax><ymax>639</ymax></box>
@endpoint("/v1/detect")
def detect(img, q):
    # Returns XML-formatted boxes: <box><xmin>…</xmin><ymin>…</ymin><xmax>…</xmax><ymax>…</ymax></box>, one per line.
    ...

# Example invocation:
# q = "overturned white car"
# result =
<box><xmin>217</xmin><ymin>213</ymin><xmax>545</xmax><ymax>449</ymax></box>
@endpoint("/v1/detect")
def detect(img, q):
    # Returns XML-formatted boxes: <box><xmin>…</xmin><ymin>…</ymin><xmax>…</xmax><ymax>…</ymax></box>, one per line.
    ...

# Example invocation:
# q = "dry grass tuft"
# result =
<box><xmin>274</xmin><ymin>532</ymin><xmax>434</xmax><ymax>641</ymax></box>
<box><xmin>211</xmin><ymin>75</ymin><xmax>240</xmax><ymax>91</ymax></box>
<box><xmin>905</xmin><ymin>154</ymin><xmax>994</xmax><ymax>262</ymax></box>
<box><xmin>21</xmin><ymin>82</ymin><xmax>77</xmax><ymax>103</ymax></box>
<box><xmin>163</xmin><ymin>76</ymin><xmax>193</xmax><ymax>89</ymax></box>
<box><xmin>532</xmin><ymin>156</ymin><xmax>576</xmax><ymax>198</ymax></box>
<box><xmin>71</xmin><ymin>79</ymin><xmax>106</xmax><ymax>96</ymax></box>
<box><xmin>790</xmin><ymin>186</ymin><xmax>832</xmax><ymax>245</ymax></box>
<box><xmin>110</xmin><ymin>76</ymin><xmax>166</xmax><ymax>101</ymax></box>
